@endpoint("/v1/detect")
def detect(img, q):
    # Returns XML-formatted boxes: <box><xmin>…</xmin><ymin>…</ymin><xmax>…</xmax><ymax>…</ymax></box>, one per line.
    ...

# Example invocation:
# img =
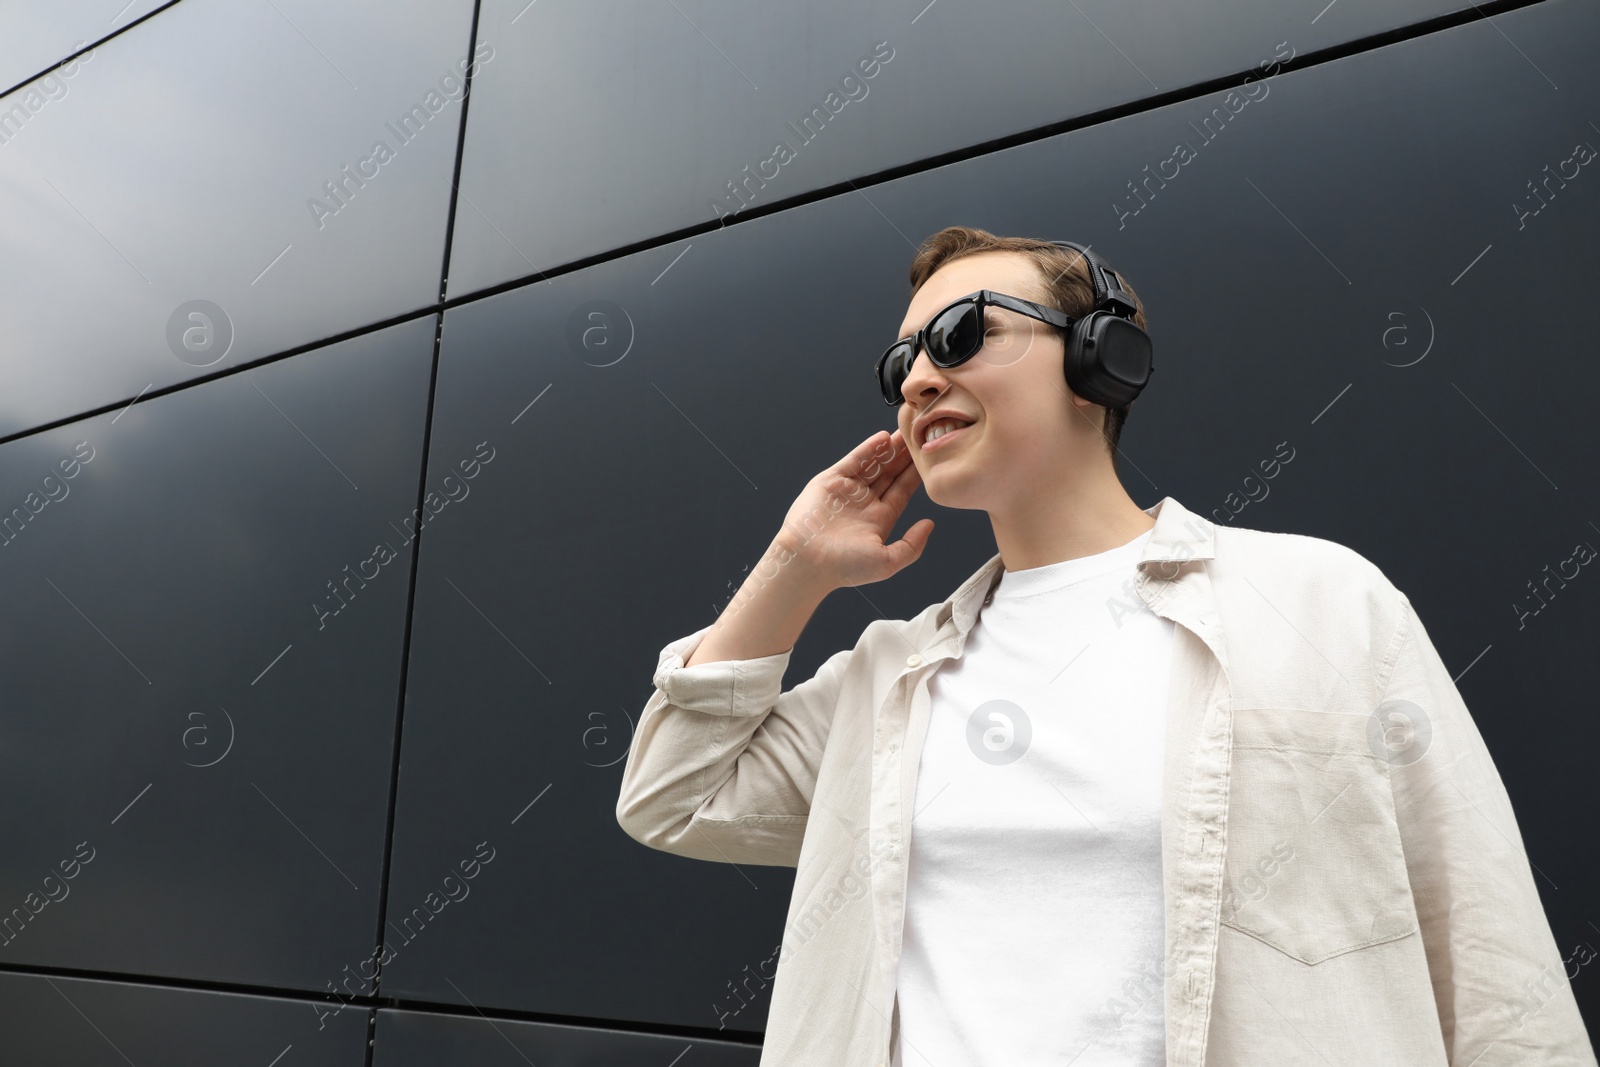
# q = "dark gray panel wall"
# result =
<box><xmin>446</xmin><ymin>0</ymin><xmax>1479</xmax><ymax>296</ymax></box>
<box><xmin>0</xmin><ymin>971</ymin><xmax>369</xmax><ymax>1067</ymax></box>
<box><xmin>378</xmin><ymin>262</ymin><xmax>809</xmax><ymax>1030</ymax></box>
<box><xmin>0</xmin><ymin>0</ymin><xmax>474</xmax><ymax>438</ymax></box>
<box><xmin>390</xmin><ymin>0</ymin><xmax>1600</xmax><ymax>1034</ymax></box>
<box><xmin>373</xmin><ymin>1007</ymin><xmax>760</xmax><ymax>1065</ymax></box>
<box><xmin>0</xmin><ymin>317</ymin><xmax>434</xmax><ymax>990</ymax></box>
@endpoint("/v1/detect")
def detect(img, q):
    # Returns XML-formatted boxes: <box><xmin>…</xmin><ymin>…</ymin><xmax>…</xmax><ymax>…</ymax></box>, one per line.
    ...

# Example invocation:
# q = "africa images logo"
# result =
<box><xmin>966</xmin><ymin>699</ymin><xmax>1032</xmax><ymax>765</ymax></box>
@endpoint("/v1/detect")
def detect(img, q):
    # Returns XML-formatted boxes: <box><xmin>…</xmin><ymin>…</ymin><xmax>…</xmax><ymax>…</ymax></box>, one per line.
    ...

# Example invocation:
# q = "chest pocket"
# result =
<box><xmin>1220</xmin><ymin>706</ymin><xmax>1419</xmax><ymax>965</ymax></box>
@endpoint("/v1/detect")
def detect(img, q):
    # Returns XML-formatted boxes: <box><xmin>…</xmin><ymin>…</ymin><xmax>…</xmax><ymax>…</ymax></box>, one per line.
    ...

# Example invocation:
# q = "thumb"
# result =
<box><xmin>887</xmin><ymin>519</ymin><xmax>933</xmax><ymax>571</ymax></box>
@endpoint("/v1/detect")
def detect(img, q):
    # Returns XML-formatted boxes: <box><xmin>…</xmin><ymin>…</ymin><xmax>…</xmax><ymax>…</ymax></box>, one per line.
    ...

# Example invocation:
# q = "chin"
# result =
<box><xmin>921</xmin><ymin>467</ymin><xmax>984</xmax><ymax>511</ymax></box>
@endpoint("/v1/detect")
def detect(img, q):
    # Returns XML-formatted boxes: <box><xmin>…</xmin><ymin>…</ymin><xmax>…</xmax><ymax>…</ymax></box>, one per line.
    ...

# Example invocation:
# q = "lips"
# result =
<box><xmin>920</xmin><ymin>420</ymin><xmax>973</xmax><ymax>453</ymax></box>
<box><xmin>916</xmin><ymin>411</ymin><xmax>976</xmax><ymax>443</ymax></box>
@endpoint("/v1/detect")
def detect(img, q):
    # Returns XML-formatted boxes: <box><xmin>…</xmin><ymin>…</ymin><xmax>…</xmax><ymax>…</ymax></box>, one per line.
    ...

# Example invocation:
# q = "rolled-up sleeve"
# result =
<box><xmin>614</xmin><ymin>620</ymin><xmax>856</xmax><ymax>868</ymax></box>
<box><xmin>1381</xmin><ymin>592</ymin><xmax>1598</xmax><ymax>1065</ymax></box>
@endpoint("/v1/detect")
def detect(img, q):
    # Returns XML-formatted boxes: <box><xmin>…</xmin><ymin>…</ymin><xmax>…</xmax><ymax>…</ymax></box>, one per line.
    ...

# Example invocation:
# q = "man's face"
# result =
<box><xmin>893</xmin><ymin>250</ymin><xmax>1095</xmax><ymax>509</ymax></box>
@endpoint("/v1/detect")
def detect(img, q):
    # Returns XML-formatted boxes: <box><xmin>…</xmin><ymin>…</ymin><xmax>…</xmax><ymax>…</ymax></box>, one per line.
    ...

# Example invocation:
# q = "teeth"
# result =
<box><xmin>925</xmin><ymin>418</ymin><xmax>970</xmax><ymax>442</ymax></box>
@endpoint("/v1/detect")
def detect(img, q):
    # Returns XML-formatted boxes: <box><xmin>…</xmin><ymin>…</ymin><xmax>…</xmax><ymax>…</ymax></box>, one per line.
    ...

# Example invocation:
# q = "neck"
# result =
<box><xmin>987</xmin><ymin>462</ymin><xmax>1154</xmax><ymax>573</ymax></box>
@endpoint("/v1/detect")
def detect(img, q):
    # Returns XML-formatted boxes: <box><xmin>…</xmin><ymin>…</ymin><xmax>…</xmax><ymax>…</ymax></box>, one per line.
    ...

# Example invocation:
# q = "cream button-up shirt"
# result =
<box><xmin>617</xmin><ymin>495</ymin><xmax>1597</xmax><ymax>1066</ymax></box>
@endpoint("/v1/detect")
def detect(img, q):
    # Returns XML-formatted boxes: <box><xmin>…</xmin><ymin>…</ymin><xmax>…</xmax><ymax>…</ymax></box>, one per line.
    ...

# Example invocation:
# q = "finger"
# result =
<box><xmin>886</xmin><ymin>518</ymin><xmax>933</xmax><ymax>572</ymax></box>
<box><xmin>837</xmin><ymin>430</ymin><xmax>894</xmax><ymax>477</ymax></box>
<box><xmin>878</xmin><ymin>447</ymin><xmax>924</xmax><ymax>514</ymax></box>
<box><xmin>861</xmin><ymin>429</ymin><xmax>912</xmax><ymax>494</ymax></box>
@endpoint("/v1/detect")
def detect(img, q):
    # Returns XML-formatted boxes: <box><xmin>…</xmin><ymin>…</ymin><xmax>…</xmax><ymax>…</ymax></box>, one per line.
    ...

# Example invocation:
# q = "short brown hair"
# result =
<box><xmin>906</xmin><ymin>225</ymin><xmax>1149</xmax><ymax>456</ymax></box>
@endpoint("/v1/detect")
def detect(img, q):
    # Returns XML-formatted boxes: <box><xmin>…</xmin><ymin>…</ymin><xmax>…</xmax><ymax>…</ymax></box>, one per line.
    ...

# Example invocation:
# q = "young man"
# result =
<box><xmin>616</xmin><ymin>227</ymin><xmax>1596</xmax><ymax>1066</ymax></box>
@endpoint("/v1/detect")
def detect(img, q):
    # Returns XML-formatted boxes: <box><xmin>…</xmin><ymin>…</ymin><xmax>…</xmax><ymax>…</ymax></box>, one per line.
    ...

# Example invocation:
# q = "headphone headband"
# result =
<box><xmin>1048</xmin><ymin>240</ymin><xmax>1140</xmax><ymax>321</ymax></box>
<box><xmin>1039</xmin><ymin>239</ymin><xmax>1155</xmax><ymax>412</ymax></box>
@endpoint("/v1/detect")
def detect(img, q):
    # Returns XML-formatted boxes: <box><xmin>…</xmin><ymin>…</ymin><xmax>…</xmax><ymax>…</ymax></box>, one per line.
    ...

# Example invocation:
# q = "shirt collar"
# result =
<box><xmin>938</xmin><ymin>495</ymin><xmax>1216</xmax><ymax>636</ymax></box>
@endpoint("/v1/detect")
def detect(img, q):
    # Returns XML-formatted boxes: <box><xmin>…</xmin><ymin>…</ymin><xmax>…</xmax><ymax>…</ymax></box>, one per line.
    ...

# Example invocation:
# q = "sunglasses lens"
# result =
<box><xmin>927</xmin><ymin>300</ymin><xmax>983</xmax><ymax>367</ymax></box>
<box><xmin>880</xmin><ymin>341</ymin><xmax>913</xmax><ymax>404</ymax></box>
<box><xmin>878</xmin><ymin>299</ymin><xmax>984</xmax><ymax>405</ymax></box>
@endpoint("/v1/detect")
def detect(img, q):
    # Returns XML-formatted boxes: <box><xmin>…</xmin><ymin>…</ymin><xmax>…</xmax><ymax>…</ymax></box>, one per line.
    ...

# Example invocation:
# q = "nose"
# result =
<box><xmin>899</xmin><ymin>346</ymin><xmax>954</xmax><ymax>407</ymax></box>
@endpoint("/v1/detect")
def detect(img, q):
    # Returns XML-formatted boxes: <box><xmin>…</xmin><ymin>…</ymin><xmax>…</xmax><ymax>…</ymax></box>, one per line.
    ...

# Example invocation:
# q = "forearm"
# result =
<box><xmin>686</xmin><ymin>539</ymin><xmax>835</xmax><ymax>667</ymax></box>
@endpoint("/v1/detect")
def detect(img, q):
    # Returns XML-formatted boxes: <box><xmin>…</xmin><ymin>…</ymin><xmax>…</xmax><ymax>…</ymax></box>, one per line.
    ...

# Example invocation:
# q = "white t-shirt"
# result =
<box><xmin>892</xmin><ymin>526</ymin><xmax>1174</xmax><ymax>1066</ymax></box>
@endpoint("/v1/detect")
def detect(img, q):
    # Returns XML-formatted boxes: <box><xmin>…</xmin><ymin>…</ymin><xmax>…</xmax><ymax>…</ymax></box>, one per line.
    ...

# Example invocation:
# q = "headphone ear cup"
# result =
<box><xmin>1061</xmin><ymin>314</ymin><xmax>1097</xmax><ymax>403</ymax></box>
<box><xmin>1063</xmin><ymin>312</ymin><xmax>1153</xmax><ymax>410</ymax></box>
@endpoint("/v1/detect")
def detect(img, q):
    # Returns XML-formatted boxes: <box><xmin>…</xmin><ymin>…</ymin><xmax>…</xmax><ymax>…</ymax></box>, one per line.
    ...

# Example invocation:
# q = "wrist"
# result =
<box><xmin>752</xmin><ymin>538</ymin><xmax>834</xmax><ymax>600</ymax></box>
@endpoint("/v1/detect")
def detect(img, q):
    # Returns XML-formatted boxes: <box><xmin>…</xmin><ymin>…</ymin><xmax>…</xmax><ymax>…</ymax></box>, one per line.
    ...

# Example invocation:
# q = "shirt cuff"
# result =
<box><xmin>652</xmin><ymin>623</ymin><xmax>795</xmax><ymax>717</ymax></box>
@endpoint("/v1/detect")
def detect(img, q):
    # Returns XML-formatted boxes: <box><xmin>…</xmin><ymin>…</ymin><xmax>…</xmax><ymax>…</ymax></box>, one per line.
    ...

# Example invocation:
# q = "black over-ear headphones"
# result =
<box><xmin>1047</xmin><ymin>240</ymin><xmax>1154</xmax><ymax>410</ymax></box>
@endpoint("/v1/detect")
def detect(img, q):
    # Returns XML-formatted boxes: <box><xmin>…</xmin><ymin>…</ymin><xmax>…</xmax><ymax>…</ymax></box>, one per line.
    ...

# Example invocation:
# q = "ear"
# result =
<box><xmin>1066</xmin><ymin>388</ymin><xmax>1099</xmax><ymax>412</ymax></box>
<box><xmin>1063</xmin><ymin>393</ymin><xmax>1106</xmax><ymax>437</ymax></box>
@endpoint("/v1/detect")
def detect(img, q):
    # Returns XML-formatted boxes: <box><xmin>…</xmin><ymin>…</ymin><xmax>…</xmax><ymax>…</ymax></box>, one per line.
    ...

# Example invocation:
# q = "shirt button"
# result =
<box><xmin>906</xmin><ymin>655</ymin><xmax>922</xmax><ymax>668</ymax></box>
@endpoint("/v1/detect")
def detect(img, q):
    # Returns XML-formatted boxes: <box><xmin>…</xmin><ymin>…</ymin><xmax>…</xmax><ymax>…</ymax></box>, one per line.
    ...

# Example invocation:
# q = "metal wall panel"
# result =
<box><xmin>0</xmin><ymin>0</ymin><xmax>474</xmax><ymax>437</ymax></box>
<box><xmin>446</xmin><ymin>0</ymin><xmax>1479</xmax><ymax>297</ymax></box>
<box><xmin>0</xmin><ymin>317</ymin><xmax>435</xmax><ymax>991</ymax></box>
<box><xmin>374</xmin><ymin>1006</ymin><xmax>760</xmax><ymax>1066</ymax></box>
<box><xmin>0</xmin><ymin>971</ymin><xmax>369</xmax><ymax>1067</ymax></box>
<box><xmin>0</xmin><ymin>1</ymin><xmax>166</xmax><ymax>93</ymax></box>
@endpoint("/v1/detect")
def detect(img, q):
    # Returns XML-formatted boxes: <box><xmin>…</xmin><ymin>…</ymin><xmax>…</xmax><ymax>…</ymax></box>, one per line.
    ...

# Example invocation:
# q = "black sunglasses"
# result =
<box><xmin>875</xmin><ymin>289</ymin><xmax>1076</xmax><ymax>407</ymax></box>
